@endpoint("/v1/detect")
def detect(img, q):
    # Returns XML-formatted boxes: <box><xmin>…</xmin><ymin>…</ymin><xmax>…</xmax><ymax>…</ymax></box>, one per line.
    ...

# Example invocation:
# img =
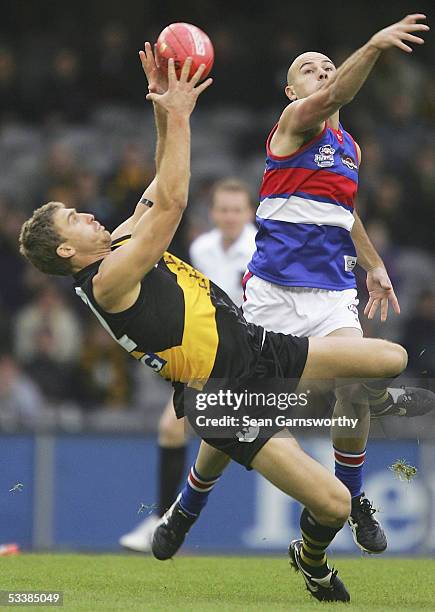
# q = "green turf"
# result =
<box><xmin>0</xmin><ymin>554</ymin><xmax>434</xmax><ymax>611</ymax></box>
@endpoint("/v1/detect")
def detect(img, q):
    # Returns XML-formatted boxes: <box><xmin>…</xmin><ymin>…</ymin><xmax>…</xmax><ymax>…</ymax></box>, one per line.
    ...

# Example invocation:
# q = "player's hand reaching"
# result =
<box><xmin>369</xmin><ymin>14</ymin><xmax>429</xmax><ymax>53</ymax></box>
<box><xmin>146</xmin><ymin>58</ymin><xmax>212</xmax><ymax>116</ymax></box>
<box><xmin>139</xmin><ymin>42</ymin><xmax>168</xmax><ymax>94</ymax></box>
<box><xmin>364</xmin><ymin>266</ymin><xmax>401</xmax><ymax>322</ymax></box>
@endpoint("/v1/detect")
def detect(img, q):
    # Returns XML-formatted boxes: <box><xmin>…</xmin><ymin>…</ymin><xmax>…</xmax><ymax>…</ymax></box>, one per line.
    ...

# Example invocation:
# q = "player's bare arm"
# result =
<box><xmin>111</xmin><ymin>43</ymin><xmax>169</xmax><ymax>241</ymax></box>
<box><xmin>351</xmin><ymin>144</ymin><xmax>399</xmax><ymax>321</ymax></box>
<box><xmin>273</xmin><ymin>14</ymin><xmax>429</xmax><ymax>154</ymax></box>
<box><xmin>351</xmin><ymin>212</ymin><xmax>400</xmax><ymax>322</ymax></box>
<box><xmin>93</xmin><ymin>58</ymin><xmax>212</xmax><ymax>312</ymax></box>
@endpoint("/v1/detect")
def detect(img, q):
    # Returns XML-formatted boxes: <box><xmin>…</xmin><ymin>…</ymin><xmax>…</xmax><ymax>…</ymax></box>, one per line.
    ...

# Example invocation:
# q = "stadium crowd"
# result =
<box><xmin>0</xmin><ymin>2</ymin><xmax>434</xmax><ymax>430</ymax></box>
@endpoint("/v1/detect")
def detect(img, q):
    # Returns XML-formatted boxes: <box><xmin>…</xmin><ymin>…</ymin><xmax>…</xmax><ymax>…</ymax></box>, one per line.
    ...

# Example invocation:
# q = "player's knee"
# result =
<box><xmin>380</xmin><ymin>341</ymin><xmax>408</xmax><ymax>378</ymax></box>
<box><xmin>335</xmin><ymin>487</ymin><xmax>352</xmax><ymax>524</ymax></box>
<box><xmin>318</xmin><ymin>483</ymin><xmax>351</xmax><ymax>527</ymax></box>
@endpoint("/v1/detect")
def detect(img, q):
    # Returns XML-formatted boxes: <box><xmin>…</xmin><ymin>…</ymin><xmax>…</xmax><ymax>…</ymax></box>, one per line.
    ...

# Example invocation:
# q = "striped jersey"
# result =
<box><xmin>248</xmin><ymin>121</ymin><xmax>359</xmax><ymax>290</ymax></box>
<box><xmin>73</xmin><ymin>236</ymin><xmax>263</xmax><ymax>395</ymax></box>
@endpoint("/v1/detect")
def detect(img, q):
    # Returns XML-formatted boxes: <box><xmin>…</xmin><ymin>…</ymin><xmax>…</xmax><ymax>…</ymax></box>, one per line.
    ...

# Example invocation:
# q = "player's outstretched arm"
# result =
<box><xmin>351</xmin><ymin>213</ymin><xmax>400</xmax><ymax>322</ymax></box>
<box><xmin>281</xmin><ymin>14</ymin><xmax>429</xmax><ymax>134</ymax></box>
<box><xmin>93</xmin><ymin>59</ymin><xmax>212</xmax><ymax>312</ymax></box>
<box><xmin>111</xmin><ymin>43</ymin><xmax>169</xmax><ymax>241</ymax></box>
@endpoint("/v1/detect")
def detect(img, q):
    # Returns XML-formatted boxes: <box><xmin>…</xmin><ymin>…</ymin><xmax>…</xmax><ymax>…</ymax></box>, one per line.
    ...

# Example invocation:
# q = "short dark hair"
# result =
<box><xmin>211</xmin><ymin>177</ymin><xmax>253</xmax><ymax>208</ymax></box>
<box><xmin>19</xmin><ymin>202</ymin><xmax>73</xmax><ymax>276</ymax></box>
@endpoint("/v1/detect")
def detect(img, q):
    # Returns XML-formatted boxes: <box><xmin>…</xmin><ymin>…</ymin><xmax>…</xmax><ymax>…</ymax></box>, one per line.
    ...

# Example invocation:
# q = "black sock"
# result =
<box><xmin>299</xmin><ymin>508</ymin><xmax>340</xmax><ymax>579</ymax></box>
<box><xmin>158</xmin><ymin>445</ymin><xmax>187</xmax><ymax>516</ymax></box>
<box><xmin>362</xmin><ymin>383</ymin><xmax>392</xmax><ymax>410</ymax></box>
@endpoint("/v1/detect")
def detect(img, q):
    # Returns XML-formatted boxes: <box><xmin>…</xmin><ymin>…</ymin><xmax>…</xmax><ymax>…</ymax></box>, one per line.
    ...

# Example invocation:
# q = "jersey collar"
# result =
<box><xmin>73</xmin><ymin>259</ymin><xmax>103</xmax><ymax>283</ymax></box>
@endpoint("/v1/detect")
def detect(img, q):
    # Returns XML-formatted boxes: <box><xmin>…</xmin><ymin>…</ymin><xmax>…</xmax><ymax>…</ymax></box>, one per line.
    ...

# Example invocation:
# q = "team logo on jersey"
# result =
<box><xmin>314</xmin><ymin>144</ymin><xmax>335</xmax><ymax>168</ymax></box>
<box><xmin>340</xmin><ymin>152</ymin><xmax>357</xmax><ymax>170</ymax></box>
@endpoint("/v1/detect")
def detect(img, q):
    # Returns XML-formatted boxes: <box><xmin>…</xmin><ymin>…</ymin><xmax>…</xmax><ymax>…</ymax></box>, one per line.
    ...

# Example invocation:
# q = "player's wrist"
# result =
<box><xmin>153</xmin><ymin>101</ymin><xmax>168</xmax><ymax>114</ymax></box>
<box><xmin>366</xmin><ymin>38</ymin><xmax>385</xmax><ymax>53</ymax></box>
<box><xmin>366</xmin><ymin>263</ymin><xmax>386</xmax><ymax>274</ymax></box>
<box><xmin>167</xmin><ymin>108</ymin><xmax>192</xmax><ymax>122</ymax></box>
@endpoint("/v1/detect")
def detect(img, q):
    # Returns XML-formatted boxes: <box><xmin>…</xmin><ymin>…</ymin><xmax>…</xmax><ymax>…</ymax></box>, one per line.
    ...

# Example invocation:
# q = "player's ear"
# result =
<box><xmin>56</xmin><ymin>243</ymin><xmax>76</xmax><ymax>259</ymax></box>
<box><xmin>285</xmin><ymin>85</ymin><xmax>298</xmax><ymax>102</ymax></box>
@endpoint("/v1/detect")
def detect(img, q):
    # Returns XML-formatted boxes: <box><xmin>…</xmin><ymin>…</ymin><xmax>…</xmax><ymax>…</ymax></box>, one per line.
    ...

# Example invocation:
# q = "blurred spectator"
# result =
<box><xmin>0</xmin><ymin>202</ymin><xmax>29</xmax><ymax>314</ymax></box>
<box><xmin>186</xmin><ymin>177</ymin><xmax>217</xmax><ymax>240</ymax></box>
<box><xmin>365</xmin><ymin>176</ymin><xmax>407</xmax><ymax>245</ymax></box>
<box><xmin>32</xmin><ymin>142</ymin><xmax>78</xmax><ymax>206</ymax></box>
<box><xmin>95</xmin><ymin>23</ymin><xmax>133</xmax><ymax>103</ymax></box>
<box><xmin>357</xmin><ymin>138</ymin><xmax>385</xmax><ymax>197</ymax></box>
<box><xmin>419</xmin><ymin>74</ymin><xmax>435</xmax><ymax>123</ymax></box>
<box><xmin>378</xmin><ymin>93</ymin><xmax>426</xmax><ymax>168</ymax></box>
<box><xmin>270</xmin><ymin>31</ymin><xmax>303</xmax><ymax>107</ymax></box>
<box><xmin>402</xmin><ymin>291</ymin><xmax>435</xmax><ymax>376</ymax></box>
<box><xmin>207</xmin><ymin>27</ymin><xmax>251</xmax><ymax>106</ymax></box>
<box><xmin>189</xmin><ymin>178</ymin><xmax>256</xmax><ymax>305</ymax></box>
<box><xmin>0</xmin><ymin>354</ymin><xmax>45</xmax><ymax>429</ymax></box>
<box><xmin>75</xmin><ymin>170</ymin><xmax>112</xmax><ymax>223</ymax></box>
<box><xmin>0</xmin><ymin>301</ymin><xmax>12</xmax><ymax>352</ymax></box>
<box><xmin>0</xmin><ymin>47</ymin><xmax>21</xmax><ymax>124</ymax></box>
<box><xmin>73</xmin><ymin>321</ymin><xmax>132</xmax><ymax>410</ymax></box>
<box><xmin>104</xmin><ymin>141</ymin><xmax>154</xmax><ymax>229</ymax></box>
<box><xmin>371</xmin><ymin>52</ymin><xmax>424</xmax><ymax>116</ymax></box>
<box><xmin>14</xmin><ymin>284</ymin><xmax>82</xmax><ymax>365</ymax></box>
<box><xmin>44</xmin><ymin>48</ymin><xmax>89</xmax><ymax>124</ymax></box>
<box><xmin>24</xmin><ymin>329</ymin><xmax>73</xmax><ymax>403</ymax></box>
<box><xmin>407</xmin><ymin>145</ymin><xmax>435</xmax><ymax>250</ymax></box>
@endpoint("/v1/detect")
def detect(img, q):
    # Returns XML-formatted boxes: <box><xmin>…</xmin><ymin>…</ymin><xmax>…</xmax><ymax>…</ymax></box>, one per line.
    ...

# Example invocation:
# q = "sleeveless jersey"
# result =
<box><xmin>73</xmin><ymin>236</ymin><xmax>263</xmax><ymax>391</ymax></box>
<box><xmin>248</xmin><ymin>121</ymin><xmax>359</xmax><ymax>290</ymax></box>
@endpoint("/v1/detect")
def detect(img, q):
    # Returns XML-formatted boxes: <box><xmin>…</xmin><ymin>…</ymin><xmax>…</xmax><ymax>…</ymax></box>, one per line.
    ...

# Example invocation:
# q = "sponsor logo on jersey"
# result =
<box><xmin>344</xmin><ymin>255</ymin><xmax>357</xmax><ymax>272</ymax></box>
<box><xmin>314</xmin><ymin>144</ymin><xmax>335</xmax><ymax>168</ymax></box>
<box><xmin>340</xmin><ymin>152</ymin><xmax>357</xmax><ymax>170</ymax></box>
<box><xmin>236</xmin><ymin>423</ymin><xmax>260</xmax><ymax>443</ymax></box>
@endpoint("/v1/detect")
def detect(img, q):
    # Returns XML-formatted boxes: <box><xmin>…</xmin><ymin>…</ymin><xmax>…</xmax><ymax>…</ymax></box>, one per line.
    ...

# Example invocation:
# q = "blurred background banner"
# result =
<box><xmin>0</xmin><ymin>0</ymin><xmax>434</xmax><ymax>554</ymax></box>
<box><xmin>1</xmin><ymin>435</ymin><xmax>434</xmax><ymax>554</ymax></box>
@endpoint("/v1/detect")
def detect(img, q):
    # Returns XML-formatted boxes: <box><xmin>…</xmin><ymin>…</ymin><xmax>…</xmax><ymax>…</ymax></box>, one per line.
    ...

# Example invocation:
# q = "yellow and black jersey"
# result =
<box><xmin>73</xmin><ymin>235</ymin><xmax>264</xmax><ymax>394</ymax></box>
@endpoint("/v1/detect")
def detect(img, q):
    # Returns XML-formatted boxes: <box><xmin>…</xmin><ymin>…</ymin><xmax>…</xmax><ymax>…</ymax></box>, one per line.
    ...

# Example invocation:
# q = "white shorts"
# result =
<box><xmin>242</xmin><ymin>273</ymin><xmax>362</xmax><ymax>337</ymax></box>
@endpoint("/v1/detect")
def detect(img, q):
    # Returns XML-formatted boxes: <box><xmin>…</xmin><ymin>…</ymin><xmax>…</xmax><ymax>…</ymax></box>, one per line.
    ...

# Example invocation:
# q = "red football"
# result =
<box><xmin>156</xmin><ymin>22</ymin><xmax>214</xmax><ymax>81</ymax></box>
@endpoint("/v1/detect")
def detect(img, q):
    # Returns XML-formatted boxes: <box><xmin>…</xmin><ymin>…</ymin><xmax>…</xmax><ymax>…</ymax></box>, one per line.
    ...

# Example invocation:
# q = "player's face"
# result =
<box><xmin>288</xmin><ymin>53</ymin><xmax>336</xmax><ymax>100</ymax></box>
<box><xmin>211</xmin><ymin>191</ymin><xmax>253</xmax><ymax>242</ymax></box>
<box><xmin>54</xmin><ymin>204</ymin><xmax>112</xmax><ymax>257</ymax></box>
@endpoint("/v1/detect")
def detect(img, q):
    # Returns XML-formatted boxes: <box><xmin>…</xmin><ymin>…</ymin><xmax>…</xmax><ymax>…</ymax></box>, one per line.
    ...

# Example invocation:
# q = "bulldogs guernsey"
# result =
<box><xmin>248</xmin><ymin>121</ymin><xmax>359</xmax><ymax>290</ymax></box>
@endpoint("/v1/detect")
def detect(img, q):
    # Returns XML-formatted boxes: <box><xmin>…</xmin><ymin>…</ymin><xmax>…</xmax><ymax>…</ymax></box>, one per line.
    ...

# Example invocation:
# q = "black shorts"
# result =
<box><xmin>177</xmin><ymin>330</ymin><xmax>309</xmax><ymax>469</ymax></box>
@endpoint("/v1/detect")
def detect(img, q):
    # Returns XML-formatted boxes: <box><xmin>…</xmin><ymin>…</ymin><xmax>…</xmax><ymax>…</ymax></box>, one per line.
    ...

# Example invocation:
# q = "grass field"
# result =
<box><xmin>0</xmin><ymin>554</ymin><xmax>434</xmax><ymax>611</ymax></box>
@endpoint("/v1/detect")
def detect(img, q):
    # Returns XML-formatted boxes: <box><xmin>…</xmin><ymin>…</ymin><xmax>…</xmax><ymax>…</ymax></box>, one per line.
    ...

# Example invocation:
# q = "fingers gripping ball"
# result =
<box><xmin>156</xmin><ymin>23</ymin><xmax>214</xmax><ymax>80</ymax></box>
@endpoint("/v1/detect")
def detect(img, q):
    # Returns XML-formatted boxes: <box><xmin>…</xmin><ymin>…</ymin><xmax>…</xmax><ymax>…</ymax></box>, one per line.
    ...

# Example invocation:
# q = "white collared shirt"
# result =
<box><xmin>189</xmin><ymin>224</ymin><xmax>257</xmax><ymax>306</ymax></box>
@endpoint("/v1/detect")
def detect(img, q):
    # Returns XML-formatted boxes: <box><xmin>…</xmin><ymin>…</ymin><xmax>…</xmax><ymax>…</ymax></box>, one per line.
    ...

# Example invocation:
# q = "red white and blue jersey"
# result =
<box><xmin>248</xmin><ymin>121</ymin><xmax>359</xmax><ymax>290</ymax></box>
